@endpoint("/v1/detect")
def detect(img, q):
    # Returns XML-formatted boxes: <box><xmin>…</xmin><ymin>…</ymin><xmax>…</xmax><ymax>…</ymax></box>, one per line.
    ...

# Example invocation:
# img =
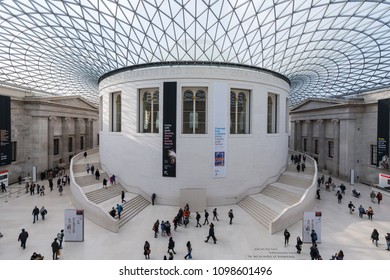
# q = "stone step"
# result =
<box><xmin>118</xmin><ymin>195</ymin><xmax>150</xmax><ymax>228</ymax></box>
<box><xmin>262</xmin><ymin>185</ymin><xmax>302</xmax><ymax>205</ymax></box>
<box><xmin>74</xmin><ymin>173</ymin><xmax>107</xmax><ymax>188</ymax></box>
<box><xmin>238</xmin><ymin>196</ymin><xmax>278</xmax><ymax>229</ymax></box>
<box><xmin>277</xmin><ymin>173</ymin><xmax>312</xmax><ymax>188</ymax></box>
<box><xmin>73</xmin><ymin>162</ymin><xmax>103</xmax><ymax>173</ymax></box>
<box><xmin>85</xmin><ymin>185</ymin><xmax>125</xmax><ymax>204</ymax></box>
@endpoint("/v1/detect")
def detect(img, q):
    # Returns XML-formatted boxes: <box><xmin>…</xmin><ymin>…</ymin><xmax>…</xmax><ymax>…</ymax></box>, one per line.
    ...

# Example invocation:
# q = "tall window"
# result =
<box><xmin>182</xmin><ymin>88</ymin><xmax>207</xmax><ymax>134</ymax></box>
<box><xmin>267</xmin><ymin>93</ymin><xmax>278</xmax><ymax>133</ymax></box>
<box><xmin>139</xmin><ymin>89</ymin><xmax>159</xmax><ymax>133</ymax></box>
<box><xmin>230</xmin><ymin>89</ymin><xmax>250</xmax><ymax>134</ymax></box>
<box><xmin>371</xmin><ymin>145</ymin><xmax>377</xmax><ymax>165</ymax></box>
<box><xmin>68</xmin><ymin>137</ymin><xmax>73</xmax><ymax>153</ymax></box>
<box><xmin>328</xmin><ymin>141</ymin><xmax>334</xmax><ymax>158</ymax></box>
<box><xmin>111</xmin><ymin>92</ymin><xmax>121</xmax><ymax>132</ymax></box>
<box><xmin>11</xmin><ymin>141</ymin><xmax>17</xmax><ymax>162</ymax></box>
<box><xmin>54</xmin><ymin>138</ymin><xmax>60</xmax><ymax>155</ymax></box>
<box><xmin>314</xmin><ymin>139</ymin><xmax>319</xmax><ymax>154</ymax></box>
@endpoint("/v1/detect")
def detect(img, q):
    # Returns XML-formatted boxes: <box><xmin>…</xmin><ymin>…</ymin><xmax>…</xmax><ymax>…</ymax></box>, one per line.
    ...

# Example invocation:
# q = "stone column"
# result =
<box><xmin>305</xmin><ymin>120</ymin><xmax>313</xmax><ymax>155</ymax></box>
<box><xmin>48</xmin><ymin>116</ymin><xmax>56</xmax><ymax>169</ymax></box>
<box><xmin>89</xmin><ymin>119</ymin><xmax>94</xmax><ymax>148</ymax></box>
<box><xmin>290</xmin><ymin>121</ymin><xmax>296</xmax><ymax>150</ymax></box>
<box><xmin>317</xmin><ymin>119</ymin><xmax>325</xmax><ymax>171</ymax></box>
<box><xmin>61</xmin><ymin>117</ymin><xmax>70</xmax><ymax>166</ymax></box>
<box><xmin>74</xmin><ymin>118</ymin><xmax>81</xmax><ymax>154</ymax></box>
<box><xmin>332</xmin><ymin>119</ymin><xmax>340</xmax><ymax>177</ymax></box>
<box><xmin>85</xmin><ymin>119</ymin><xmax>92</xmax><ymax>150</ymax></box>
<box><xmin>295</xmin><ymin>120</ymin><xmax>302</xmax><ymax>152</ymax></box>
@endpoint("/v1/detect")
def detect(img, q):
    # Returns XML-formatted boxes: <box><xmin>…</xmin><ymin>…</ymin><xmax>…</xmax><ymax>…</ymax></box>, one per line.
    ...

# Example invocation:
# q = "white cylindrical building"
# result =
<box><xmin>99</xmin><ymin>62</ymin><xmax>290</xmax><ymax>206</ymax></box>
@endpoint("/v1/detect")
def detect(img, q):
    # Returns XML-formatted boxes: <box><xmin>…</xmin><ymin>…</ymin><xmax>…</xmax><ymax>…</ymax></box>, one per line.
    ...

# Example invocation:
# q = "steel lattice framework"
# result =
<box><xmin>1</xmin><ymin>0</ymin><xmax>390</xmax><ymax>105</ymax></box>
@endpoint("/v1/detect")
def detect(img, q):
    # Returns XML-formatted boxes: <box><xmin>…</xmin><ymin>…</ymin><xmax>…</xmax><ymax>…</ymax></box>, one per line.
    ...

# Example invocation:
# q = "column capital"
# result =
<box><xmin>331</xmin><ymin>118</ymin><xmax>339</xmax><ymax>124</ymax></box>
<box><xmin>75</xmin><ymin>117</ymin><xmax>83</xmax><ymax>122</ymax></box>
<box><xmin>48</xmin><ymin>116</ymin><xmax>57</xmax><ymax>121</ymax></box>
<box><xmin>63</xmin><ymin>117</ymin><xmax>71</xmax><ymax>121</ymax></box>
<box><xmin>305</xmin><ymin>120</ymin><xmax>312</xmax><ymax>125</ymax></box>
<box><xmin>316</xmin><ymin>119</ymin><xmax>324</xmax><ymax>125</ymax></box>
<box><xmin>295</xmin><ymin>120</ymin><xmax>301</xmax><ymax>124</ymax></box>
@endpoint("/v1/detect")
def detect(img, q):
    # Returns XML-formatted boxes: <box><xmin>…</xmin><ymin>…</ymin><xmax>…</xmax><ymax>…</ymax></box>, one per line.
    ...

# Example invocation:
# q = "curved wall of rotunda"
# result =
<box><xmin>98</xmin><ymin>62</ymin><xmax>290</xmax><ymax>206</ymax></box>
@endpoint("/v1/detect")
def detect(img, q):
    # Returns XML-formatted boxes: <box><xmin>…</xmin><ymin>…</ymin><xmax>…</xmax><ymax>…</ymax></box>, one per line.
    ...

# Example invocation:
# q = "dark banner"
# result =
<box><xmin>162</xmin><ymin>82</ymin><xmax>177</xmax><ymax>177</ymax></box>
<box><xmin>0</xmin><ymin>95</ymin><xmax>11</xmax><ymax>166</ymax></box>
<box><xmin>377</xmin><ymin>98</ymin><xmax>390</xmax><ymax>168</ymax></box>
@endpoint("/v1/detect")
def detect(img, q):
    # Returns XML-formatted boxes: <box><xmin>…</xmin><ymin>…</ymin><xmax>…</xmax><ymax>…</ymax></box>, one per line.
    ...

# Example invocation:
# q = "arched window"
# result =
<box><xmin>182</xmin><ymin>88</ymin><xmax>207</xmax><ymax>134</ymax></box>
<box><xmin>267</xmin><ymin>93</ymin><xmax>278</xmax><ymax>133</ymax></box>
<box><xmin>111</xmin><ymin>92</ymin><xmax>121</xmax><ymax>132</ymax></box>
<box><xmin>230</xmin><ymin>89</ymin><xmax>250</xmax><ymax>134</ymax></box>
<box><xmin>139</xmin><ymin>89</ymin><xmax>159</xmax><ymax>133</ymax></box>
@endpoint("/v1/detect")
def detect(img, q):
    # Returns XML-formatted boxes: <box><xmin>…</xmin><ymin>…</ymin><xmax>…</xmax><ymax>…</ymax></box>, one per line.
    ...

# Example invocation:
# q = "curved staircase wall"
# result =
<box><xmin>69</xmin><ymin>149</ymin><xmax>119</xmax><ymax>233</ymax></box>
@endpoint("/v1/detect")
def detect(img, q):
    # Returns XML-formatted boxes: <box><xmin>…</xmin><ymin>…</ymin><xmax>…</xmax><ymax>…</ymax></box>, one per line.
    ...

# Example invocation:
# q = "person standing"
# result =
<box><xmin>32</xmin><ymin>206</ymin><xmax>39</xmax><ymax>223</ymax></box>
<box><xmin>213</xmin><ymin>208</ymin><xmax>219</xmax><ymax>221</ymax></box>
<box><xmin>370</xmin><ymin>190</ymin><xmax>376</xmax><ymax>203</ymax></box>
<box><xmin>203</xmin><ymin>209</ymin><xmax>209</xmax><ymax>225</ymax></box>
<box><xmin>167</xmin><ymin>236</ymin><xmax>176</xmax><ymax>254</ymax></box>
<box><xmin>358</xmin><ymin>205</ymin><xmax>366</xmax><ymax>218</ymax></box>
<box><xmin>51</xmin><ymin>238</ymin><xmax>60</xmax><ymax>260</ymax></box>
<box><xmin>310</xmin><ymin>229</ymin><xmax>318</xmax><ymax>246</ymax></box>
<box><xmin>204</xmin><ymin>223</ymin><xmax>217</xmax><ymax>244</ymax></box>
<box><xmin>195</xmin><ymin>212</ymin><xmax>202</xmax><ymax>227</ymax></box>
<box><xmin>153</xmin><ymin>220</ymin><xmax>159</xmax><ymax>238</ymax></box>
<box><xmin>151</xmin><ymin>193</ymin><xmax>156</xmax><ymax>205</ymax></box>
<box><xmin>296</xmin><ymin>236</ymin><xmax>303</xmax><ymax>254</ymax></box>
<box><xmin>284</xmin><ymin>229</ymin><xmax>290</xmax><ymax>246</ymax></box>
<box><xmin>95</xmin><ymin>169</ymin><xmax>100</xmax><ymax>180</ymax></box>
<box><xmin>385</xmin><ymin>233</ymin><xmax>390</xmax><ymax>250</ymax></box>
<box><xmin>116</xmin><ymin>204</ymin><xmax>123</xmax><ymax>219</ymax></box>
<box><xmin>40</xmin><ymin>206</ymin><xmax>47</xmax><ymax>220</ymax></box>
<box><xmin>184</xmin><ymin>241</ymin><xmax>192</xmax><ymax>259</ymax></box>
<box><xmin>121</xmin><ymin>191</ymin><xmax>126</xmax><ymax>203</ymax></box>
<box><xmin>143</xmin><ymin>241</ymin><xmax>151</xmax><ymax>259</ymax></box>
<box><xmin>371</xmin><ymin>229</ymin><xmax>379</xmax><ymax>247</ymax></box>
<box><xmin>228</xmin><ymin>209</ymin><xmax>234</xmax><ymax>224</ymax></box>
<box><xmin>102</xmin><ymin>178</ymin><xmax>108</xmax><ymax>189</ymax></box>
<box><xmin>57</xmin><ymin>229</ymin><xmax>64</xmax><ymax>249</ymax></box>
<box><xmin>18</xmin><ymin>228</ymin><xmax>29</xmax><ymax>249</ymax></box>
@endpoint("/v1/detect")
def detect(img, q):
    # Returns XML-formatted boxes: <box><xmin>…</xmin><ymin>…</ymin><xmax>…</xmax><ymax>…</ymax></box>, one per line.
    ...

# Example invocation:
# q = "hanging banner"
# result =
<box><xmin>0</xmin><ymin>95</ymin><xmax>11</xmax><ymax>166</ymax></box>
<box><xmin>162</xmin><ymin>82</ymin><xmax>177</xmax><ymax>177</ymax></box>
<box><xmin>64</xmin><ymin>209</ymin><xmax>84</xmax><ymax>242</ymax></box>
<box><xmin>302</xmin><ymin>211</ymin><xmax>322</xmax><ymax>243</ymax></box>
<box><xmin>213</xmin><ymin>82</ymin><xmax>228</xmax><ymax>177</ymax></box>
<box><xmin>377</xmin><ymin>98</ymin><xmax>390</xmax><ymax>169</ymax></box>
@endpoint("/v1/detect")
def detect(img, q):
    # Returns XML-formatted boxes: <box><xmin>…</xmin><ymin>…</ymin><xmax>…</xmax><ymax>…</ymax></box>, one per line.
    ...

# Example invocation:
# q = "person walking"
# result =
<box><xmin>284</xmin><ymin>229</ymin><xmax>291</xmax><ymax>246</ymax></box>
<box><xmin>83</xmin><ymin>151</ymin><xmax>87</xmax><ymax>159</ymax></box>
<box><xmin>367</xmin><ymin>206</ymin><xmax>374</xmax><ymax>220</ymax></box>
<box><xmin>358</xmin><ymin>205</ymin><xmax>366</xmax><ymax>218</ymax></box>
<box><xmin>376</xmin><ymin>192</ymin><xmax>383</xmax><ymax>204</ymax></box>
<box><xmin>296</xmin><ymin>236</ymin><xmax>303</xmax><ymax>254</ymax></box>
<box><xmin>370</xmin><ymin>190</ymin><xmax>376</xmax><ymax>203</ymax></box>
<box><xmin>371</xmin><ymin>229</ymin><xmax>379</xmax><ymax>247</ymax></box>
<box><xmin>18</xmin><ymin>228</ymin><xmax>29</xmax><ymax>249</ymax></box>
<box><xmin>337</xmin><ymin>191</ymin><xmax>343</xmax><ymax>203</ymax></box>
<box><xmin>143</xmin><ymin>241</ymin><xmax>151</xmax><ymax>259</ymax></box>
<box><xmin>95</xmin><ymin>169</ymin><xmax>100</xmax><ymax>180</ymax></box>
<box><xmin>40</xmin><ymin>206</ymin><xmax>47</xmax><ymax>220</ymax></box>
<box><xmin>102</xmin><ymin>178</ymin><xmax>108</xmax><ymax>189</ymax></box>
<box><xmin>348</xmin><ymin>201</ymin><xmax>355</xmax><ymax>214</ymax></box>
<box><xmin>121</xmin><ymin>191</ymin><xmax>126</xmax><ymax>203</ymax></box>
<box><xmin>57</xmin><ymin>229</ymin><xmax>64</xmax><ymax>249</ymax></box>
<box><xmin>205</xmin><ymin>223</ymin><xmax>217</xmax><ymax>244</ymax></box>
<box><xmin>195</xmin><ymin>212</ymin><xmax>202</xmax><ymax>227</ymax></box>
<box><xmin>51</xmin><ymin>238</ymin><xmax>60</xmax><ymax>260</ymax></box>
<box><xmin>212</xmin><ymin>208</ymin><xmax>219</xmax><ymax>221</ymax></box>
<box><xmin>151</xmin><ymin>193</ymin><xmax>156</xmax><ymax>205</ymax></box>
<box><xmin>116</xmin><ymin>204</ymin><xmax>123</xmax><ymax>219</ymax></box>
<box><xmin>228</xmin><ymin>209</ymin><xmax>234</xmax><ymax>225</ymax></box>
<box><xmin>203</xmin><ymin>209</ymin><xmax>209</xmax><ymax>225</ymax></box>
<box><xmin>184</xmin><ymin>241</ymin><xmax>192</xmax><ymax>259</ymax></box>
<box><xmin>32</xmin><ymin>206</ymin><xmax>39</xmax><ymax>223</ymax></box>
<box><xmin>167</xmin><ymin>236</ymin><xmax>176</xmax><ymax>254</ymax></box>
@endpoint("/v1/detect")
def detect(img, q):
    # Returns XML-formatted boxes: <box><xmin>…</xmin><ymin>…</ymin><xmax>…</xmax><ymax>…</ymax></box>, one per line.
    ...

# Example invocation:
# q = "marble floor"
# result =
<box><xmin>0</xmin><ymin>174</ymin><xmax>389</xmax><ymax>260</ymax></box>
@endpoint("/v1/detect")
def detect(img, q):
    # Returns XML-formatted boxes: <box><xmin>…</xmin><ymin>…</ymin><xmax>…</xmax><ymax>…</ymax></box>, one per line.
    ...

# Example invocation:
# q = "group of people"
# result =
<box><xmin>291</xmin><ymin>153</ymin><xmax>307</xmax><ymax>173</ymax></box>
<box><xmin>86</xmin><ymin>164</ymin><xmax>100</xmax><ymax>180</ymax></box>
<box><xmin>146</xmin><ymin>202</ymin><xmax>234</xmax><ymax>260</ymax></box>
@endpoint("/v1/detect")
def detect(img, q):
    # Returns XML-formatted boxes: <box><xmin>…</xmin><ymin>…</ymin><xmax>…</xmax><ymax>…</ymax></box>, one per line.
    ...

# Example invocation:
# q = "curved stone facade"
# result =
<box><xmin>99</xmin><ymin>63</ymin><xmax>290</xmax><ymax>205</ymax></box>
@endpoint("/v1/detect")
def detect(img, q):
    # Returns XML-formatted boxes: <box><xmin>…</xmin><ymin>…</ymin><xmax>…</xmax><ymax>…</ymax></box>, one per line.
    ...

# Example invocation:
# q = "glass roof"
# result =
<box><xmin>1</xmin><ymin>0</ymin><xmax>390</xmax><ymax>105</ymax></box>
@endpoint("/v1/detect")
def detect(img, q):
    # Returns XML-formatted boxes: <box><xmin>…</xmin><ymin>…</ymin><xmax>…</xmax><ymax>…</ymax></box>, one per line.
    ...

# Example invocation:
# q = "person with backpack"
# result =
<box><xmin>116</xmin><ymin>204</ymin><xmax>123</xmax><ymax>219</ymax></box>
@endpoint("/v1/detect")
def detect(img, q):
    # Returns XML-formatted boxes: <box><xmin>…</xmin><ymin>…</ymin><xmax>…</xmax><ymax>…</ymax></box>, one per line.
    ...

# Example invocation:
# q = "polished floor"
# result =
<box><xmin>0</xmin><ymin>173</ymin><xmax>389</xmax><ymax>260</ymax></box>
